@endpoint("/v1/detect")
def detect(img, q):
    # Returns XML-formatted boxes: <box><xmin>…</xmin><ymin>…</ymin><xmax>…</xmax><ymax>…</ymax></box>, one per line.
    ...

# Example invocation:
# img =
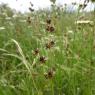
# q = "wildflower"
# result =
<box><xmin>79</xmin><ymin>3</ymin><xmax>87</xmax><ymax>9</ymax></box>
<box><xmin>68</xmin><ymin>30</ymin><xmax>73</xmax><ymax>34</ymax></box>
<box><xmin>83</xmin><ymin>4</ymin><xmax>87</xmax><ymax>9</ymax></box>
<box><xmin>46</xmin><ymin>25</ymin><xmax>50</xmax><ymax>31</ymax></box>
<box><xmin>75</xmin><ymin>20</ymin><xmax>93</xmax><ymax>25</ymax></box>
<box><xmin>50</xmin><ymin>26</ymin><xmax>55</xmax><ymax>32</ymax></box>
<box><xmin>46</xmin><ymin>70</ymin><xmax>53</xmax><ymax>78</ymax></box>
<box><xmin>29</xmin><ymin>7</ymin><xmax>34</xmax><ymax>12</ymax></box>
<box><xmin>46</xmin><ymin>25</ymin><xmax>55</xmax><ymax>32</ymax></box>
<box><xmin>39</xmin><ymin>56</ymin><xmax>47</xmax><ymax>63</ymax></box>
<box><xmin>44</xmin><ymin>68</ymin><xmax>55</xmax><ymax>79</ymax></box>
<box><xmin>33</xmin><ymin>48</ymin><xmax>39</xmax><ymax>55</ymax></box>
<box><xmin>45</xmin><ymin>40</ymin><xmax>55</xmax><ymax>49</ymax></box>
<box><xmin>46</xmin><ymin>19</ymin><xmax>51</xmax><ymax>24</ymax></box>
<box><xmin>27</xmin><ymin>16</ymin><xmax>31</xmax><ymax>24</ymax></box>
<box><xmin>72</xmin><ymin>2</ymin><xmax>77</xmax><ymax>5</ymax></box>
<box><xmin>30</xmin><ymin>2</ymin><xmax>33</xmax><ymax>7</ymax></box>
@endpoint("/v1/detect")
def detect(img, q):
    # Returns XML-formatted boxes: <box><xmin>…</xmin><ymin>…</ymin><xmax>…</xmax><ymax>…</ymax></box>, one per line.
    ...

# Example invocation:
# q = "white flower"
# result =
<box><xmin>68</xmin><ymin>30</ymin><xmax>73</xmax><ymax>34</ymax></box>
<box><xmin>0</xmin><ymin>27</ymin><xmax>5</xmax><ymax>30</ymax></box>
<box><xmin>75</xmin><ymin>20</ymin><xmax>93</xmax><ymax>25</ymax></box>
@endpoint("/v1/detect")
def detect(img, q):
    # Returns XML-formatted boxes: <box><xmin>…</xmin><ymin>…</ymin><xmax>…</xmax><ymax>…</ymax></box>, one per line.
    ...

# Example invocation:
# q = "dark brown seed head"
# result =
<box><xmin>27</xmin><ymin>20</ymin><xmax>31</xmax><ymax>24</ymax></box>
<box><xmin>46</xmin><ymin>25</ymin><xmax>55</xmax><ymax>32</ymax></box>
<box><xmin>45</xmin><ymin>41</ymin><xmax>55</xmax><ymax>49</ymax></box>
<box><xmin>27</xmin><ymin>16</ymin><xmax>31</xmax><ymax>24</ymax></box>
<box><xmin>39</xmin><ymin>56</ymin><xmax>47</xmax><ymax>63</ymax></box>
<box><xmin>28</xmin><ymin>16</ymin><xmax>31</xmax><ymax>20</ymax></box>
<box><xmin>29</xmin><ymin>7</ymin><xmax>34</xmax><ymax>12</ymax></box>
<box><xmin>30</xmin><ymin>2</ymin><xmax>34</xmax><ymax>6</ymax></box>
<box><xmin>46</xmin><ymin>43</ymin><xmax>51</xmax><ymax>49</ymax></box>
<box><xmin>50</xmin><ymin>41</ymin><xmax>55</xmax><ymax>45</ymax></box>
<box><xmin>46</xmin><ymin>19</ymin><xmax>51</xmax><ymax>24</ymax></box>
<box><xmin>72</xmin><ymin>2</ymin><xmax>77</xmax><ymax>5</ymax></box>
<box><xmin>33</xmin><ymin>48</ymin><xmax>39</xmax><ymax>55</ymax></box>
<box><xmin>79</xmin><ymin>4</ymin><xmax>83</xmax><ymax>8</ymax></box>
<box><xmin>45</xmin><ymin>68</ymin><xmax>55</xmax><ymax>79</ymax></box>
<box><xmin>46</xmin><ymin>25</ymin><xmax>50</xmax><ymax>31</ymax></box>
<box><xmin>50</xmin><ymin>26</ymin><xmax>55</xmax><ymax>32</ymax></box>
<box><xmin>47</xmin><ymin>70</ymin><xmax>53</xmax><ymax>78</ymax></box>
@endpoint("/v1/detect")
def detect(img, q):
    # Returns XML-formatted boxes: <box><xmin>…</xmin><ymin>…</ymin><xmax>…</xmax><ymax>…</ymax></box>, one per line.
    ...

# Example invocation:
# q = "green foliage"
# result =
<box><xmin>0</xmin><ymin>3</ymin><xmax>95</xmax><ymax>95</ymax></box>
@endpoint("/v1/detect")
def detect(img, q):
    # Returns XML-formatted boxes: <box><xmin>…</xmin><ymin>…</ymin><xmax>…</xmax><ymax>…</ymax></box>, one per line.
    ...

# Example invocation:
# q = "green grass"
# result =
<box><xmin>0</xmin><ymin>5</ymin><xmax>95</xmax><ymax>95</ymax></box>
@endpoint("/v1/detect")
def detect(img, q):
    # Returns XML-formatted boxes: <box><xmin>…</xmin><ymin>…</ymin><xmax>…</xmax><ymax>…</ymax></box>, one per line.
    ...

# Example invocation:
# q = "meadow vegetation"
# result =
<box><xmin>0</xmin><ymin>1</ymin><xmax>95</xmax><ymax>95</ymax></box>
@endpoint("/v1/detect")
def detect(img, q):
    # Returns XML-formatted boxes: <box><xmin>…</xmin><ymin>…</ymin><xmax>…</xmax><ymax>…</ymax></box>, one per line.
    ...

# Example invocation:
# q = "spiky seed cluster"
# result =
<box><xmin>33</xmin><ymin>48</ymin><xmax>39</xmax><ymax>55</ymax></box>
<box><xmin>44</xmin><ymin>68</ymin><xmax>56</xmax><ymax>79</ymax></box>
<box><xmin>46</xmin><ymin>19</ymin><xmax>51</xmax><ymax>24</ymax></box>
<box><xmin>46</xmin><ymin>25</ymin><xmax>55</xmax><ymax>32</ymax></box>
<box><xmin>45</xmin><ymin>40</ymin><xmax>55</xmax><ymax>49</ymax></box>
<box><xmin>27</xmin><ymin>16</ymin><xmax>31</xmax><ymax>24</ymax></box>
<box><xmin>29</xmin><ymin>2</ymin><xmax>34</xmax><ymax>12</ymax></box>
<box><xmin>29</xmin><ymin>8</ymin><xmax>34</xmax><ymax>12</ymax></box>
<box><xmin>46</xmin><ymin>18</ymin><xmax>55</xmax><ymax>32</ymax></box>
<box><xmin>39</xmin><ymin>56</ymin><xmax>47</xmax><ymax>63</ymax></box>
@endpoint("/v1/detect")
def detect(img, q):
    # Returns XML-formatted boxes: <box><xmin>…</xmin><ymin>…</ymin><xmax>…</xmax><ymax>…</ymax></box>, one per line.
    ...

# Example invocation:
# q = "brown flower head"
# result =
<box><xmin>27</xmin><ymin>16</ymin><xmax>31</xmax><ymax>24</ymax></box>
<box><xmin>50</xmin><ymin>26</ymin><xmax>55</xmax><ymax>32</ymax></box>
<box><xmin>29</xmin><ymin>7</ymin><xmax>34</xmax><ymax>12</ymax></box>
<box><xmin>39</xmin><ymin>56</ymin><xmax>47</xmax><ymax>63</ymax></box>
<box><xmin>46</xmin><ymin>19</ymin><xmax>51</xmax><ymax>24</ymax></box>
<box><xmin>46</xmin><ymin>25</ymin><xmax>50</xmax><ymax>31</ymax></box>
<box><xmin>30</xmin><ymin>2</ymin><xmax>34</xmax><ymax>7</ymax></box>
<box><xmin>45</xmin><ymin>40</ymin><xmax>55</xmax><ymax>49</ymax></box>
<box><xmin>72</xmin><ymin>2</ymin><xmax>77</xmax><ymax>5</ymax></box>
<box><xmin>44</xmin><ymin>68</ymin><xmax>55</xmax><ymax>79</ymax></box>
<box><xmin>46</xmin><ymin>25</ymin><xmax>55</xmax><ymax>32</ymax></box>
<box><xmin>33</xmin><ymin>48</ymin><xmax>39</xmax><ymax>55</ymax></box>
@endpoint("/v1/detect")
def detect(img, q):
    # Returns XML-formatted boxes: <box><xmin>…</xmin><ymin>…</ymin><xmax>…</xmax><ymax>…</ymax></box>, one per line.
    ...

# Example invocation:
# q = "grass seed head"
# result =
<box><xmin>29</xmin><ymin>7</ymin><xmax>34</xmax><ymax>12</ymax></box>
<box><xmin>39</xmin><ymin>56</ymin><xmax>47</xmax><ymax>63</ymax></box>
<box><xmin>30</xmin><ymin>2</ymin><xmax>34</xmax><ymax>7</ymax></box>
<box><xmin>46</xmin><ymin>19</ymin><xmax>51</xmax><ymax>24</ymax></box>
<box><xmin>46</xmin><ymin>24</ymin><xmax>55</xmax><ymax>32</ymax></box>
<box><xmin>44</xmin><ymin>68</ymin><xmax>55</xmax><ymax>79</ymax></box>
<box><xmin>33</xmin><ymin>48</ymin><xmax>39</xmax><ymax>55</ymax></box>
<box><xmin>45</xmin><ymin>40</ymin><xmax>55</xmax><ymax>49</ymax></box>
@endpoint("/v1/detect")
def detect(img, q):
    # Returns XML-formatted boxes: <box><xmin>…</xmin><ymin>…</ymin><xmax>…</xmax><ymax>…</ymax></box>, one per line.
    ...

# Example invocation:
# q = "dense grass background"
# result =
<box><xmin>0</xmin><ymin>3</ymin><xmax>95</xmax><ymax>95</ymax></box>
